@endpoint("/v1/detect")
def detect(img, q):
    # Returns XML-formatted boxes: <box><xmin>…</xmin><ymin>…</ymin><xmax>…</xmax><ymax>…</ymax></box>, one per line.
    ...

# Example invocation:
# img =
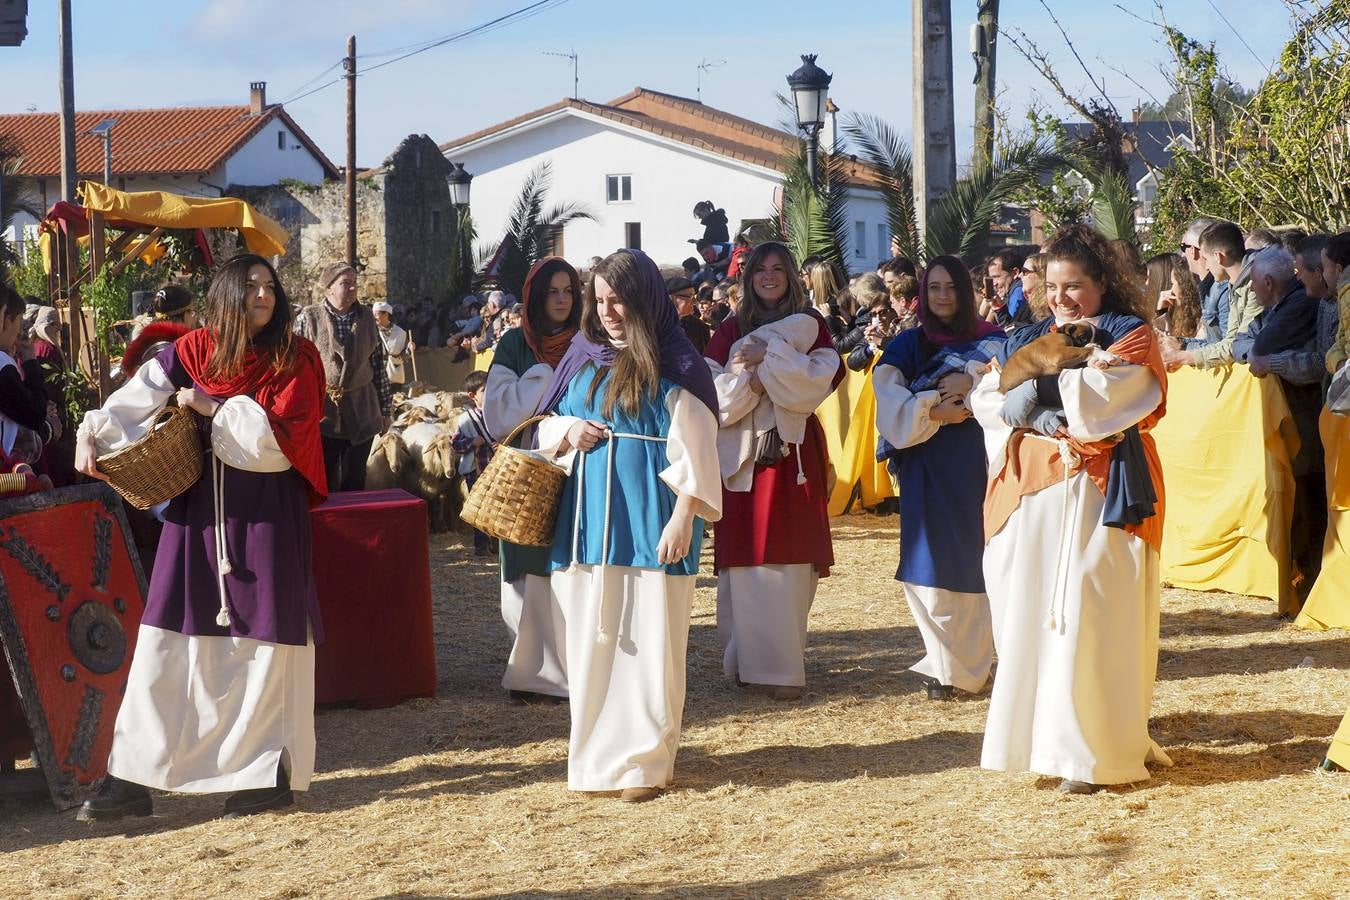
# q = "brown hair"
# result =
<box><xmin>807</xmin><ymin>261</ymin><xmax>840</xmax><ymax>305</ymax></box>
<box><xmin>736</xmin><ymin>241</ymin><xmax>807</xmax><ymax>334</ymax></box>
<box><xmin>850</xmin><ymin>272</ymin><xmax>888</xmax><ymax>311</ymax></box>
<box><xmin>1145</xmin><ymin>252</ymin><xmax>1200</xmax><ymax>337</ymax></box>
<box><xmin>1022</xmin><ymin>252</ymin><xmax>1049</xmax><ymax>320</ymax></box>
<box><xmin>888</xmin><ymin>274</ymin><xmax>920</xmax><ymax>302</ymax></box>
<box><xmin>1042</xmin><ymin>225</ymin><xmax>1152</xmax><ymax>322</ymax></box>
<box><xmin>152</xmin><ymin>284</ymin><xmax>196</xmax><ymax>320</ymax></box>
<box><xmin>581</xmin><ymin>251</ymin><xmax>663</xmax><ymax>419</ymax></box>
<box><xmin>203</xmin><ymin>253</ymin><xmax>298</xmax><ymax>379</ymax></box>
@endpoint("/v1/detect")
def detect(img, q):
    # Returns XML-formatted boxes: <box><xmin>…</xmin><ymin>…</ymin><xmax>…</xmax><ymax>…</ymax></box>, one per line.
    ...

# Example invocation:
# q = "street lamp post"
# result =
<box><xmin>88</xmin><ymin>117</ymin><xmax>118</xmax><ymax>186</ymax></box>
<box><xmin>447</xmin><ymin>162</ymin><xmax>473</xmax><ymax>208</ymax></box>
<box><xmin>786</xmin><ymin>54</ymin><xmax>832</xmax><ymax>187</ymax></box>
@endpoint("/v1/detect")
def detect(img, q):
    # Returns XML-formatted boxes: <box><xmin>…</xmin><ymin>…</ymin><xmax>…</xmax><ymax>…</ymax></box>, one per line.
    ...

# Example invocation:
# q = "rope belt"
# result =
<box><xmin>570</xmin><ymin>429</ymin><xmax>668</xmax><ymax>645</ymax></box>
<box><xmin>211</xmin><ymin>452</ymin><xmax>236</xmax><ymax>628</ymax></box>
<box><xmin>1023</xmin><ymin>433</ymin><xmax>1082</xmax><ymax>634</ymax></box>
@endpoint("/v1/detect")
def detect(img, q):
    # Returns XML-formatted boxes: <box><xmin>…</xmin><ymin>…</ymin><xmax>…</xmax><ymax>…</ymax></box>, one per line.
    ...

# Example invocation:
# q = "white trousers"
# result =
<box><xmin>553</xmin><ymin>565</ymin><xmax>693</xmax><ymax>791</ymax></box>
<box><xmin>500</xmin><ymin>574</ymin><xmax>569</xmax><ymax>697</ymax></box>
<box><xmin>717</xmin><ymin>564</ymin><xmax>818</xmax><ymax>687</ymax></box>
<box><xmin>108</xmin><ymin>624</ymin><xmax>316</xmax><ymax>793</ymax></box>
<box><xmin>980</xmin><ymin>473</ymin><xmax>1172</xmax><ymax>785</ymax></box>
<box><xmin>902</xmin><ymin>583</ymin><xmax>993</xmax><ymax>693</ymax></box>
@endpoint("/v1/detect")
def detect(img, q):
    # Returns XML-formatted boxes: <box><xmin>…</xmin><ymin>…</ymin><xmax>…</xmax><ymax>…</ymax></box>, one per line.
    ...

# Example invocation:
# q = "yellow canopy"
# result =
<box><xmin>80</xmin><ymin>181</ymin><xmax>289</xmax><ymax>257</ymax></box>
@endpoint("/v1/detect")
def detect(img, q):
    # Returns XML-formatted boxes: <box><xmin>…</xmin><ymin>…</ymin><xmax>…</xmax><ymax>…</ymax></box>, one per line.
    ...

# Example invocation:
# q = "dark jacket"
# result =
<box><xmin>699</xmin><ymin>209</ymin><xmax>730</xmax><ymax>244</ymax></box>
<box><xmin>1233</xmin><ymin>283</ymin><xmax>1315</xmax><ymax>362</ymax></box>
<box><xmin>833</xmin><ymin>308</ymin><xmax>873</xmax><ymax>355</ymax></box>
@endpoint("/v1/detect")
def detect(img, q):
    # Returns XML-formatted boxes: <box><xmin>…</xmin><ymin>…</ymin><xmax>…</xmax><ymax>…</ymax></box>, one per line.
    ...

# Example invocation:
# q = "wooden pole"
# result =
<box><xmin>345</xmin><ymin>34</ymin><xmax>357</xmax><ymax>266</ymax></box>
<box><xmin>973</xmin><ymin>0</ymin><xmax>1000</xmax><ymax>171</ymax></box>
<box><xmin>57</xmin><ymin>0</ymin><xmax>77</xmax><ymax>202</ymax></box>
<box><xmin>912</xmin><ymin>0</ymin><xmax>957</xmax><ymax>248</ymax></box>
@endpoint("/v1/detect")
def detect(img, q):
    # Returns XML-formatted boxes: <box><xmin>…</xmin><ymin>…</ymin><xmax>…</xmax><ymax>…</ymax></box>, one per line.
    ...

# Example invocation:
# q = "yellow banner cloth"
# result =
<box><xmin>1295</xmin><ymin>407</ymin><xmax>1350</xmax><ymax>630</ymax></box>
<box><xmin>1152</xmin><ymin>365</ymin><xmax>1298</xmax><ymax>610</ymax></box>
<box><xmin>1329</xmin><ymin>705</ymin><xmax>1350</xmax><ymax>770</ymax></box>
<box><xmin>80</xmin><ymin>182</ymin><xmax>289</xmax><ymax>257</ymax></box>
<box><xmin>825</xmin><ymin>362</ymin><xmax>897</xmax><ymax>515</ymax></box>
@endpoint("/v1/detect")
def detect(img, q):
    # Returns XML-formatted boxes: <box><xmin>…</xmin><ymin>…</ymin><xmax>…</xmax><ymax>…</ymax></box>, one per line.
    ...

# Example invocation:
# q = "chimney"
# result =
<box><xmin>1132</xmin><ymin>104</ymin><xmax>1142</xmax><ymax>126</ymax></box>
<box><xmin>249</xmin><ymin>81</ymin><xmax>267</xmax><ymax>115</ymax></box>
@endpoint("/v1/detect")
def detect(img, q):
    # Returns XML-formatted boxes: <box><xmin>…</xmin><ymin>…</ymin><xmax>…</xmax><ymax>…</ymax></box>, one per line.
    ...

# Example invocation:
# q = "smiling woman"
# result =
<box><xmin>74</xmin><ymin>253</ymin><xmax>327</xmax><ymax>821</ymax></box>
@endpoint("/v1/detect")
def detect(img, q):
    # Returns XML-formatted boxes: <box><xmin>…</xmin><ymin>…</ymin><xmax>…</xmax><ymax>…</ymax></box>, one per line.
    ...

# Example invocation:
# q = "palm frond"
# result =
<box><xmin>841</xmin><ymin>112</ymin><xmax>919</xmax><ymax>260</ymax></box>
<box><xmin>1080</xmin><ymin>161</ymin><xmax>1138</xmax><ymax>242</ymax></box>
<box><xmin>774</xmin><ymin>136</ymin><xmax>853</xmax><ymax>274</ymax></box>
<box><xmin>924</xmin><ymin>139</ymin><xmax>1065</xmax><ymax>263</ymax></box>
<box><xmin>480</xmin><ymin>162</ymin><xmax>597</xmax><ymax>297</ymax></box>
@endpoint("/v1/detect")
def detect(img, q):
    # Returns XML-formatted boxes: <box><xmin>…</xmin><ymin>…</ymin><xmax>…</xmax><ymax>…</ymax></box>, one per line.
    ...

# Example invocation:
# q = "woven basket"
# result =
<box><xmin>461</xmin><ymin>414</ymin><xmax>566</xmax><ymax>547</ymax></box>
<box><xmin>97</xmin><ymin>405</ymin><xmax>204</xmax><ymax>510</ymax></box>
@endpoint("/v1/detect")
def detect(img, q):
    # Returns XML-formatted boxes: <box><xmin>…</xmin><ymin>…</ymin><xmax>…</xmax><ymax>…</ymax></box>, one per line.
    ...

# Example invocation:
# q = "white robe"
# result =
<box><xmin>484</xmin><ymin>359</ymin><xmax>569</xmax><ymax>698</ymax></box>
<box><xmin>537</xmin><ymin>388</ymin><xmax>722</xmax><ymax>790</ymax></box>
<box><xmin>82</xmin><ymin>358</ymin><xmax>316</xmax><ymax>792</ymax></box>
<box><xmin>874</xmin><ymin>362</ymin><xmax>993</xmax><ymax>693</ymax></box>
<box><xmin>971</xmin><ymin>356</ymin><xmax>1173</xmax><ymax>785</ymax></box>
<box><xmin>709</xmin><ymin>323</ymin><xmax>839</xmax><ymax>687</ymax></box>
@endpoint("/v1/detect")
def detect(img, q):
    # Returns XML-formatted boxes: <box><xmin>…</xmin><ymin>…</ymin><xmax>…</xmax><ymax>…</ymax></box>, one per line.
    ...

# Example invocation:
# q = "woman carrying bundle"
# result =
<box><xmin>533</xmin><ymin>249</ymin><xmax>721</xmax><ymax>802</ymax></box>
<box><xmin>872</xmin><ymin>257</ymin><xmax>1005</xmax><ymax>700</ymax></box>
<box><xmin>705</xmin><ymin>242</ymin><xmax>844</xmax><ymax>700</ymax></box>
<box><xmin>482</xmin><ymin>257</ymin><xmax>582</xmax><ymax>703</ymax></box>
<box><xmin>75</xmin><ymin>254</ymin><xmax>326</xmax><ymax>821</ymax></box>
<box><xmin>970</xmin><ymin>224</ymin><xmax>1171</xmax><ymax>794</ymax></box>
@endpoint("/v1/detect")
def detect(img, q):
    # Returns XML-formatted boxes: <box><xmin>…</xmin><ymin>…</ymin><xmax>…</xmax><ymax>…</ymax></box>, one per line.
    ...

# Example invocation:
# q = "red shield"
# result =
<box><xmin>0</xmin><ymin>484</ymin><xmax>147</xmax><ymax>810</ymax></box>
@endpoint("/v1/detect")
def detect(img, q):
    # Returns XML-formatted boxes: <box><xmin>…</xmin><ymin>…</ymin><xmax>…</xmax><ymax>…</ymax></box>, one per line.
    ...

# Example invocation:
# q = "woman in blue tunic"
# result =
<box><xmin>534</xmin><ymin>249</ymin><xmax>722</xmax><ymax>803</ymax></box>
<box><xmin>873</xmin><ymin>256</ymin><xmax>1005</xmax><ymax>699</ymax></box>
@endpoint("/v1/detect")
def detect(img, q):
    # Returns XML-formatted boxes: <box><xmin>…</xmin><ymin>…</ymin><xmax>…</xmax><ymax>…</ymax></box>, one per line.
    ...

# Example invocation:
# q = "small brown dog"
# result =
<box><xmin>998</xmin><ymin>322</ymin><xmax>1105</xmax><ymax>393</ymax></box>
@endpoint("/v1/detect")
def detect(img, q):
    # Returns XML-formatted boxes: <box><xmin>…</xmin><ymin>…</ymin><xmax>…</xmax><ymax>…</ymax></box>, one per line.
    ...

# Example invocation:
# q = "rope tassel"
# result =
<box><xmin>212</xmin><ymin>454</ymin><xmax>234</xmax><ymax>629</ymax></box>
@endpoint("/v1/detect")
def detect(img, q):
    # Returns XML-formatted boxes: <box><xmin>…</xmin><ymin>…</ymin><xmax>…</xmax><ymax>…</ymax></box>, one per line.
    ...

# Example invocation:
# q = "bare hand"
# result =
<box><xmin>176</xmin><ymin>387</ymin><xmax>219</xmax><ymax>417</ymax></box>
<box><xmin>1157</xmin><ymin>289</ymin><xmax>1176</xmax><ymax>310</ymax></box>
<box><xmin>938</xmin><ymin>372</ymin><xmax>973</xmax><ymax>399</ymax></box>
<box><xmin>930</xmin><ymin>393</ymin><xmax>971</xmax><ymax>425</ymax></box>
<box><xmin>565</xmin><ymin>419</ymin><xmax>608</xmax><ymax>453</ymax></box>
<box><xmin>75</xmin><ymin>432</ymin><xmax>108</xmax><ymax>481</ymax></box>
<box><xmin>656</xmin><ymin>510</ymin><xmax>694</xmax><ymax>565</ymax></box>
<box><xmin>733</xmin><ymin>337</ymin><xmax>767</xmax><ymax>367</ymax></box>
<box><xmin>1161</xmin><ymin>343</ymin><xmax>1192</xmax><ymax>371</ymax></box>
<box><xmin>1248</xmin><ymin>355</ymin><xmax>1270</xmax><ymax>377</ymax></box>
<box><xmin>748</xmin><ymin>372</ymin><xmax>765</xmax><ymax>395</ymax></box>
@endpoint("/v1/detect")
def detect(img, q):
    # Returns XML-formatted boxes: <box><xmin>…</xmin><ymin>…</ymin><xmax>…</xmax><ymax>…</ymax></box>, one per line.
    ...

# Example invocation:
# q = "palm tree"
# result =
<box><xmin>774</xmin><ymin>139</ymin><xmax>853</xmax><ymax>275</ymax></box>
<box><xmin>0</xmin><ymin>135</ymin><xmax>41</xmax><ymax>283</ymax></box>
<box><xmin>841</xmin><ymin>113</ymin><xmax>919</xmax><ymax>261</ymax></box>
<box><xmin>446</xmin><ymin>206</ymin><xmax>477</xmax><ymax>302</ymax></box>
<box><xmin>478</xmin><ymin>161</ymin><xmax>597</xmax><ymax>298</ymax></box>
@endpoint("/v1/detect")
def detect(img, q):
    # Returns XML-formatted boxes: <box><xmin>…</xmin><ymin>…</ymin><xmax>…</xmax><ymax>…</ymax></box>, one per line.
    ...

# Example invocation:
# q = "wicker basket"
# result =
<box><xmin>97</xmin><ymin>405</ymin><xmax>204</xmax><ymax>510</ymax></box>
<box><xmin>460</xmin><ymin>414</ymin><xmax>566</xmax><ymax>547</ymax></box>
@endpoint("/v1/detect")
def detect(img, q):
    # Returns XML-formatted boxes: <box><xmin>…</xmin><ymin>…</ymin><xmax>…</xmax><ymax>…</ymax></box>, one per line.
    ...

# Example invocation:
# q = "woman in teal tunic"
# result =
<box><xmin>483</xmin><ymin>257</ymin><xmax>581</xmax><ymax>702</ymax></box>
<box><xmin>534</xmin><ymin>249</ymin><xmax>722</xmax><ymax>802</ymax></box>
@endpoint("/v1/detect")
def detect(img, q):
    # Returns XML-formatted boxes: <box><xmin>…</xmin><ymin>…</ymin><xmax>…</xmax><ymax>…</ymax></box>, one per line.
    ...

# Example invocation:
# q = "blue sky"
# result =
<box><xmin>0</xmin><ymin>1</ymin><xmax>1295</xmax><ymax>169</ymax></box>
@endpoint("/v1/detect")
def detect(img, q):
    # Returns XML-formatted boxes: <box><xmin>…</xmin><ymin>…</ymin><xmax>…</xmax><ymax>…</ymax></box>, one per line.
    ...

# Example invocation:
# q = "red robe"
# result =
<box><xmin>705</xmin><ymin>313</ymin><xmax>844</xmax><ymax>575</ymax></box>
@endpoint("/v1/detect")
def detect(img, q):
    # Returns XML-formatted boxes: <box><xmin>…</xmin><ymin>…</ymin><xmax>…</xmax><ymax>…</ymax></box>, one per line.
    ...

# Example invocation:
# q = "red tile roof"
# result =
<box><xmin>438</xmin><ymin>87</ymin><xmax>882</xmax><ymax>188</ymax></box>
<box><xmin>0</xmin><ymin>105</ymin><xmax>339</xmax><ymax>180</ymax></box>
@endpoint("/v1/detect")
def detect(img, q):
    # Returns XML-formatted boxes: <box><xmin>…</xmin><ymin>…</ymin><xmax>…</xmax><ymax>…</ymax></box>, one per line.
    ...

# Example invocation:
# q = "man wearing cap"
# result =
<box><xmin>294</xmin><ymin>262</ymin><xmax>392</xmax><ymax>492</ymax></box>
<box><xmin>372</xmin><ymin>301</ymin><xmax>411</xmax><ymax>388</ymax></box>
<box><xmin>667</xmin><ymin>276</ymin><xmax>709</xmax><ymax>354</ymax></box>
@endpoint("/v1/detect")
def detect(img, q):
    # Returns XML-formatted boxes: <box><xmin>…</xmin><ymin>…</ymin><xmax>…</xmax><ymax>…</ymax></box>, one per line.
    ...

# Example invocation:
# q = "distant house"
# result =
<box><xmin>0</xmin><ymin>82</ymin><xmax>338</xmax><ymax>242</ymax></box>
<box><xmin>1061</xmin><ymin>118</ymin><xmax>1194</xmax><ymax>230</ymax></box>
<box><xmin>438</xmin><ymin>87</ymin><xmax>893</xmax><ymax>269</ymax></box>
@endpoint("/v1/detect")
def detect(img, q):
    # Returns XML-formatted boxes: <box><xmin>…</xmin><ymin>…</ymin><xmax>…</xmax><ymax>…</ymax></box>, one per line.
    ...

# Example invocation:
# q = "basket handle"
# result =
<box><xmin>498</xmin><ymin>413</ymin><xmax>552</xmax><ymax>448</ymax></box>
<box><xmin>153</xmin><ymin>403</ymin><xmax>194</xmax><ymax>427</ymax></box>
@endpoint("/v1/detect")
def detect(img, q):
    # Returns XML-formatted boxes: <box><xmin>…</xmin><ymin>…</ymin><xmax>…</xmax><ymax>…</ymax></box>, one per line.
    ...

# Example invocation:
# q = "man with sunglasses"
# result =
<box><xmin>1177</xmin><ymin>217</ymin><xmax>1226</xmax><ymax>347</ymax></box>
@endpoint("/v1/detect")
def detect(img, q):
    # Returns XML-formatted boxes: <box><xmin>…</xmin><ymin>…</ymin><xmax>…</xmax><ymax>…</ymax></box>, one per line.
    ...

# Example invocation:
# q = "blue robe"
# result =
<box><xmin>549</xmin><ymin>366</ymin><xmax>704</xmax><ymax>577</ymax></box>
<box><xmin>879</xmin><ymin>329</ymin><xmax>1005</xmax><ymax>593</ymax></box>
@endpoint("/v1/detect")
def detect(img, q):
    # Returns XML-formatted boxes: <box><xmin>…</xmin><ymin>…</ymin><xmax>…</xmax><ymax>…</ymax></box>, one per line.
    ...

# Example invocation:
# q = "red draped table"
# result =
<box><xmin>310</xmin><ymin>489</ymin><xmax>436</xmax><ymax>707</ymax></box>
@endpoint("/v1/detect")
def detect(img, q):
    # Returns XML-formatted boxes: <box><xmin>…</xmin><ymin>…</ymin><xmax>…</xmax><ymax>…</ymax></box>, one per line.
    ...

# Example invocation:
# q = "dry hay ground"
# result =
<box><xmin>2</xmin><ymin>516</ymin><xmax>1349</xmax><ymax>899</ymax></box>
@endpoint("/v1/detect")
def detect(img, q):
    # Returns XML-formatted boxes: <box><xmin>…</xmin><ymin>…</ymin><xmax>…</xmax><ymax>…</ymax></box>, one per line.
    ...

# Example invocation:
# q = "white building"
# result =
<box><xmin>439</xmin><ymin>88</ymin><xmax>893</xmax><ymax>271</ymax></box>
<box><xmin>0</xmin><ymin>82</ymin><xmax>338</xmax><ymax>244</ymax></box>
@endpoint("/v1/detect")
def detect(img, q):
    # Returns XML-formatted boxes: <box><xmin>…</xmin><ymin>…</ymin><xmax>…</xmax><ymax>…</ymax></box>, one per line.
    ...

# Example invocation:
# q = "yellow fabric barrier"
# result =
<box><xmin>80</xmin><ymin>182</ymin><xmax>290</xmax><ymax>257</ymax></box>
<box><xmin>473</xmin><ymin>349</ymin><xmax>494</xmax><ymax>373</ymax></box>
<box><xmin>1151</xmin><ymin>365</ymin><xmax>1299</xmax><ymax>610</ymax></box>
<box><xmin>825</xmin><ymin>362</ymin><xmax>897</xmax><ymax>515</ymax></box>
<box><xmin>1296</xmin><ymin>408</ymin><xmax>1350</xmax><ymax>631</ymax></box>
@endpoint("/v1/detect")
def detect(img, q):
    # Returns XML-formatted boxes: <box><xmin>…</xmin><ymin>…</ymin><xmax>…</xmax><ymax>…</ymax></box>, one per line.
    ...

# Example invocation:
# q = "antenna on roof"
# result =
<box><xmin>543</xmin><ymin>49</ymin><xmax>578</xmax><ymax>100</ymax></box>
<box><xmin>696</xmin><ymin>58</ymin><xmax>725</xmax><ymax>102</ymax></box>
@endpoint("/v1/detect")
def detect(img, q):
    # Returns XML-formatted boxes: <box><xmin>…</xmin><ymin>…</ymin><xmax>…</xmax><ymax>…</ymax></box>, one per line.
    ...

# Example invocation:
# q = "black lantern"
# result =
<box><xmin>448</xmin><ymin>162</ymin><xmax>473</xmax><ymax>207</ymax></box>
<box><xmin>786</xmin><ymin>54</ymin><xmax>832</xmax><ymax>185</ymax></box>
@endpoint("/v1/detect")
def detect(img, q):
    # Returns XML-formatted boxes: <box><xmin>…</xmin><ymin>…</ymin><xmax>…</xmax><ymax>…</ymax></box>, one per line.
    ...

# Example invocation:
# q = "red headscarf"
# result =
<box><xmin>175</xmin><ymin>329</ymin><xmax>328</xmax><ymax>505</ymax></box>
<box><xmin>520</xmin><ymin>256</ymin><xmax>581</xmax><ymax>368</ymax></box>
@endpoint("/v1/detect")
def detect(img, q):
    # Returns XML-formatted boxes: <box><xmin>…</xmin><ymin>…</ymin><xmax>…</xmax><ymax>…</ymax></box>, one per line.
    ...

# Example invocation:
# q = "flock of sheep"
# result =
<box><xmin>364</xmin><ymin>384</ymin><xmax>475</xmax><ymax>532</ymax></box>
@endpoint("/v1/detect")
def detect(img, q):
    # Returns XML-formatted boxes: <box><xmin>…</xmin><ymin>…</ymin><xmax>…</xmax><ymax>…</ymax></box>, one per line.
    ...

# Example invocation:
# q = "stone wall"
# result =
<box><xmin>228</xmin><ymin>134</ymin><xmax>454</xmax><ymax>306</ymax></box>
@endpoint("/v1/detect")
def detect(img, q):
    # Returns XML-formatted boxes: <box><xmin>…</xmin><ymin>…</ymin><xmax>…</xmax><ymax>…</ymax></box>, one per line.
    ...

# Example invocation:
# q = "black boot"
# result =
<box><xmin>77</xmin><ymin>776</ymin><xmax>153</xmax><ymax>822</ymax></box>
<box><xmin>223</xmin><ymin>764</ymin><xmax>293</xmax><ymax>818</ymax></box>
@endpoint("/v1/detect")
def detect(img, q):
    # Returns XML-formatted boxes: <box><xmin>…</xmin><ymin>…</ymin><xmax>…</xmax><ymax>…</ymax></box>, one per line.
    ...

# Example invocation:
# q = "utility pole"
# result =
<box><xmin>912</xmin><ymin>0</ymin><xmax>957</xmax><ymax>245</ymax></box>
<box><xmin>345</xmin><ymin>35</ymin><xmax>357</xmax><ymax>267</ymax></box>
<box><xmin>972</xmin><ymin>0</ymin><xmax>999</xmax><ymax>170</ymax></box>
<box><xmin>57</xmin><ymin>0</ymin><xmax>77</xmax><ymax>202</ymax></box>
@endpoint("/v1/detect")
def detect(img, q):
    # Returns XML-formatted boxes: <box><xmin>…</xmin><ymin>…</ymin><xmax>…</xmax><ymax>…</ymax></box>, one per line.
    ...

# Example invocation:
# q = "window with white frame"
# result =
<box><xmin>606</xmin><ymin>174</ymin><xmax>632</xmax><ymax>203</ymax></box>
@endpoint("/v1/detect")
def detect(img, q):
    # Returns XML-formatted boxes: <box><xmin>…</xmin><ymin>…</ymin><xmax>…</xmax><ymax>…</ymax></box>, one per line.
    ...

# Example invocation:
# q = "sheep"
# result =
<box><xmin>365</xmin><ymin>429</ymin><xmax>411</xmax><ymax>490</ymax></box>
<box><xmin>400</xmin><ymin>421</ymin><xmax>463</xmax><ymax>532</ymax></box>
